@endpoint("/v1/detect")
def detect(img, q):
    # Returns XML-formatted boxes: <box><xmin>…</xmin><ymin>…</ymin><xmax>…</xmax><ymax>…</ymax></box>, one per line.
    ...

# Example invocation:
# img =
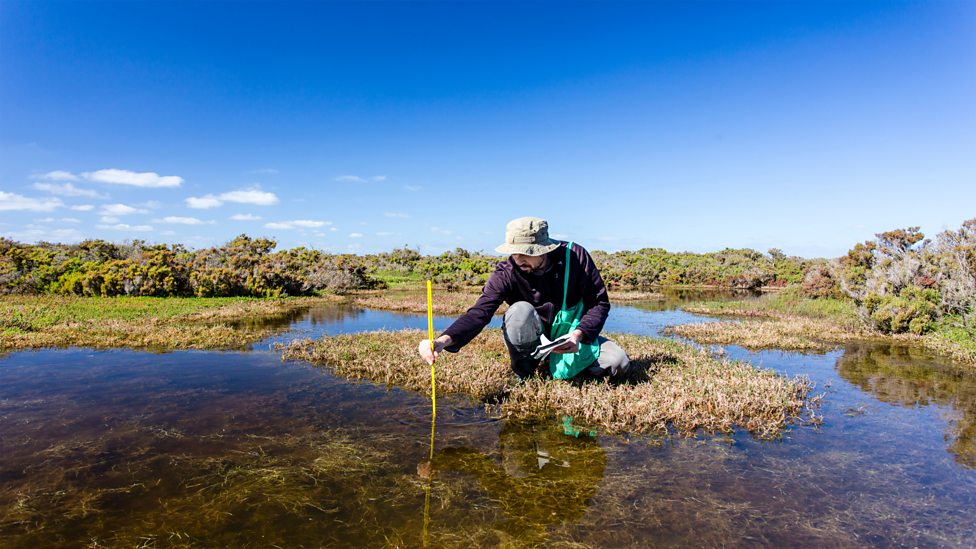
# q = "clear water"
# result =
<box><xmin>2</xmin><ymin>297</ymin><xmax>974</xmax><ymax>547</ymax></box>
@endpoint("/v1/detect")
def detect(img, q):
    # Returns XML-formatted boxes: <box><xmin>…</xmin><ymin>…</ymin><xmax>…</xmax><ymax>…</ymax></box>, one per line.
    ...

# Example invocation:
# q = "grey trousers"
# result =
<box><xmin>501</xmin><ymin>301</ymin><xmax>631</xmax><ymax>381</ymax></box>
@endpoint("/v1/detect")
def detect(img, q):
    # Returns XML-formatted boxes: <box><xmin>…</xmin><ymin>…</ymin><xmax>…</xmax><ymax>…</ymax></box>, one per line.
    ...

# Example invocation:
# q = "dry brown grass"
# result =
<box><xmin>607</xmin><ymin>290</ymin><xmax>665</xmax><ymax>301</ymax></box>
<box><xmin>0</xmin><ymin>295</ymin><xmax>337</xmax><ymax>352</ymax></box>
<box><xmin>674</xmin><ymin>306</ymin><xmax>976</xmax><ymax>366</ymax></box>
<box><xmin>666</xmin><ymin>316</ymin><xmax>884</xmax><ymax>352</ymax></box>
<box><xmin>349</xmin><ymin>289</ymin><xmax>504</xmax><ymax>316</ymax></box>
<box><xmin>281</xmin><ymin>329</ymin><xmax>816</xmax><ymax>438</ymax></box>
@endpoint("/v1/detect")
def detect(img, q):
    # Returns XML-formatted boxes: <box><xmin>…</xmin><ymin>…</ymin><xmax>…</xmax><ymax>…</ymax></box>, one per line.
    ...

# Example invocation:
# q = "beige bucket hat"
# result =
<box><xmin>495</xmin><ymin>217</ymin><xmax>561</xmax><ymax>256</ymax></box>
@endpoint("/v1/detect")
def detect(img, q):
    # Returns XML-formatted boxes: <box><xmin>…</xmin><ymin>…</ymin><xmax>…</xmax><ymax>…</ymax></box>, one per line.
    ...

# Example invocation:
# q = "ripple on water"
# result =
<box><xmin>1</xmin><ymin>297</ymin><xmax>975</xmax><ymax>547</ymax></box>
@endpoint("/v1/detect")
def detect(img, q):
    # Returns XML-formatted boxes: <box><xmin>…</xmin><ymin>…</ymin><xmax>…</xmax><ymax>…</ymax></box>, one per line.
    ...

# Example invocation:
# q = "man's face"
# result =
<box><xmin>512</xmin><ymin>253</ymin><xmax>546</xmax><ymax>274</ymax></box>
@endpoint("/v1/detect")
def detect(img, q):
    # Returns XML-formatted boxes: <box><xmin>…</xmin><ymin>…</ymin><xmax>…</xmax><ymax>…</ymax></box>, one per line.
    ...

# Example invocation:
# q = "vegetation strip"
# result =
<box><xmin>280</xmin><ymin>329</ymin><xmax>816</xmax><ymax>438</ymax></box>
<box><xmin>672</xmin><ymin>289</ymin><xmax>976</xmax><ymax>366</ymax></box>
<box><xmin>0</xmin><ymin>295</ymin><xmax>338</xmax><ymax>352</ymax></box>
<box><xmin>348</xmin><ymin>289</ymin><xmax>663</xmax><ymax>317</ymax></box>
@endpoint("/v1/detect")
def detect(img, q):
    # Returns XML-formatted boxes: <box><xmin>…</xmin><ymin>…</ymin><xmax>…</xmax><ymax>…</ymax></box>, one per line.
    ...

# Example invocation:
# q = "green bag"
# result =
<box><xmin>549</xmin><ymin>242</ymin><xmax>601</xmax><ymax>379</ymax></box>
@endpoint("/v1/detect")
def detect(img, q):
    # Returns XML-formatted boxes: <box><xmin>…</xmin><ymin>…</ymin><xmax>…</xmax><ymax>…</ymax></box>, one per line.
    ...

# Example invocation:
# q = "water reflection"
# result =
<box><xmin>435</xmin><ymin>422</ymin><xmax>605</xmax><ymax>545</ymax></box>
<box><xmin>836</xmin><ymin>344</ymin><xmax>976</xmax><ymax>467</ymax></box>
<box><xmin>3</xmin><ymin>298</ymin><xmax>976</xmax><ymax>546</ymax></box>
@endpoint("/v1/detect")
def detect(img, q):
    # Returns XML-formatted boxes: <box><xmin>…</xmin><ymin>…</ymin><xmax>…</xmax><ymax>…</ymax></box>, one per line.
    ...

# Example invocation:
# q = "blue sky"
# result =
<box><xmin>1</xmin><ymin>1</ymin><xmax>973</xmax><ymax>258</ymax></box>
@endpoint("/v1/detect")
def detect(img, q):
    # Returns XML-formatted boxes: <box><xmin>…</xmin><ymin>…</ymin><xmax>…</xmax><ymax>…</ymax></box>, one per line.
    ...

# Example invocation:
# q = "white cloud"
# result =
<box><xmin>186</xmin><ymin>189</ymin><xmax>279</xmax><ymax>209</ymax></box>
<box><xmin>31</xmin><ymin>170</ymin><xmax>79</xmax><ymax>181</ymax></box>
<box><xmin>335</xmin><ymin>175</ymin><xmax>367</xmax><ymax>183</ymax></box>
<box><xmin>83</xmin><ymin>168</ymin><xmax>183</xmax><ymax>188</ymax></box>
<box><xmin>403</xmin><ymin>185</ymin><xmax>422</xmax><ymax>192</ymax></box>
<box><xmin>160</xmin><ymin>216</ymin><xmax>207</xmax><ymax>225</ymax></box>
<box><xmin>376</xmin><ymin>231</ymin><xmax>394</xmax><ymax>237</ymax></box>
<box><xmin>100</xmin><ymin>216</ymin><xmax>120</xmax><ymax>223</ymax></box>
<box><xmin>96</xmin><ymin>223</ymin><xmax>154</xmax><ymax>232</ymax></box>
<box><xmin>102</xmin><ymin>203</ymin><xmax>147</xmax><ymax>216</ymax></box>
<box><xmin>264</xmin><ymin>219</ymin><xmax>331</xmax><ymax>230</ymax></box>
<box><xmin>384</xmin><ymin>212</ymin><xmax>409</xmax><ymax>218</ymax></box>
<box><xmin>251</xmin><ymin>168</ymin><xmax>279</xmax><ymax>175</ymax></box>
<box><xmin>431</xmin><ymin>226</ymin><xmax>453</xmax><ymax>235</ymax></box>
<box><xmin>1</xmin><ymin>227</ymin><xmax>83</xmax><ymax>243</ymax></box>
<box><xmin>186</xmin><ymin>195</ymin><xmax>223</xmax><ymax>209</ymax></box>
<box><xmin>70</xmin><ymin>204</ymin><xmax>95</xmax><ymax>211</ymax></box>
<box><xmin>0</xmin><ymin>191</ymin><xmax>63</xmax><ymax>212</ymax></box>
<box><xmin>35</xmin><ymin>217</ymin><xmax>81</xmax><ymax>224</ymax></box>
<box><xmin>219</xmin><ymin>189</ymin><xmax>278</xmax><ymax>205</ymax></box>
<box><xmin>137</xmin><ymin>200</ymin><xmax>162</xmax><ymax>210</ymax></box>
<box><xmin>292</xmin><ymin>220</ymin><xmax>329</xmax><ymax>228</ymax></box>
<box><xmin>330</xmin><ymin>227</ymin><xmax>338</xmax><ymax>232</ymax></box>
<box><xmin>349</xmin><ymin>232</ymin><xmax>363</xmax><ymax>238</ymax></box>
<box><xmin>32</xmin><ymin>182</ymin><xmax>103</xmax><ymax>198</ymax></box>
<box><xmin>335</xmin><ymin>175</ymin><xmax>386</xmax><ymax>184</ymax></box>
<box><xmin>230</xmin><ymin>213</ymin><xmax>262</xmax><ymax>221</ymax></box>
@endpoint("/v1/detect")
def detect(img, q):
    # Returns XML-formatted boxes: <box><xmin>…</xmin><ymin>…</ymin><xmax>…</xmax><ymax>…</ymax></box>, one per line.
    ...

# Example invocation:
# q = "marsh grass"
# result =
<box><xmin>608</xmin><ymin>290</ymin><xmax>666</xmax><ymax>301</ymax></box>
<box><xmin>0</xmin><ymin>295</ymin><xmax>338</xmax><ymax>351</ymax></box>
<box><xmin>281</xmin><ymin>329</ymin><xmax>816</xmax><ymax>438</ymax></box>
<box><xmin>349</xmin><ymin>289</ymin><xmax>502</xmax><ymax>316</ymax></box>
<box><xmin>666</xmin><ymin>317</ymin><xmax>879</xmax><ymax>352</ymax></box>
<box><xmin>684</xmin><ymin>287</ymin><xmax>861</xmax><ymax>328</ymax></box>
<box><xmin>677</xmin><ymin>289</ymin><xmax>976</xmax><ymax>365</ymax></box>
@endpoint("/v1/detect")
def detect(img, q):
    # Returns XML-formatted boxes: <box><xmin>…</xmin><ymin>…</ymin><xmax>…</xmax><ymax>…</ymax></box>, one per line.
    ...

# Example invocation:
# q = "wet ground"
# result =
<box><xmin>1</xmin><ymin>296</ymin><xmax>975</xmax><ymax>547</ymax></box>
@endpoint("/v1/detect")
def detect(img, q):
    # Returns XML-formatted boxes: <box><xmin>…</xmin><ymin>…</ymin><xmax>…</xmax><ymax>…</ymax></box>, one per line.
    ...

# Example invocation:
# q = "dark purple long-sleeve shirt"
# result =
<box><xmin>441</xmin><ymin>242</ymin><xmax>610</xmax><ymax>352</ymax></box>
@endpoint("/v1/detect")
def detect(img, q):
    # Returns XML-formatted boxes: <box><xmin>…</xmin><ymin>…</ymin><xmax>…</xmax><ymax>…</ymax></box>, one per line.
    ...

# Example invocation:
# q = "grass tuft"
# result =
<box><xmin>281</xmin><ymin>329</ymin><xmax>816</xmax><ymax>438</ymax></box>
<box><xmin>0</xmin><ymin>295</ymin><xmax>340</xmax><ymax>352</ymax></box>
<box><xmin>676</xmin><ymin>289</ymin><xmax>976</xmax><ymax>366</ymax></box>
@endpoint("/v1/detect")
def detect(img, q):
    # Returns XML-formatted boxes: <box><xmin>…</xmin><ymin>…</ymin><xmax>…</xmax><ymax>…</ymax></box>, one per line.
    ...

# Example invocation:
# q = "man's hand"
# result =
<box><xmin>551</xmin><ymin>330</ymin><xmax>584</xmax><ymax>354</ymax></box>
<box><xmin>418</xmin><ymin>335</ymin><xmax>452</xmax><ymax>365</ymax></box>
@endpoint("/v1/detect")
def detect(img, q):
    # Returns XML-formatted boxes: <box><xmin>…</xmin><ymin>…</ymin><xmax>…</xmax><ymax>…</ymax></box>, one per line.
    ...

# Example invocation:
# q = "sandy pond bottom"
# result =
<box><xmin>1</xmin><ymin>304</ymin><xmax>976</xmax><ymax>547</ymax></box>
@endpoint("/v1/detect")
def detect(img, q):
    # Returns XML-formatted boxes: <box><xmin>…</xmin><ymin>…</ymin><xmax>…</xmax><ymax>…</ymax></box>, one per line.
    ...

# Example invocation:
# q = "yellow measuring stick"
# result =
<box><xmin>423</xmin><ymin>279</ymin><xmax>437</xmax><ymax>546</ymax></box>
<box><xmin>427</xmin><ymin>279</ymin><xmax>436</xmax><ymax>419</ymax></box>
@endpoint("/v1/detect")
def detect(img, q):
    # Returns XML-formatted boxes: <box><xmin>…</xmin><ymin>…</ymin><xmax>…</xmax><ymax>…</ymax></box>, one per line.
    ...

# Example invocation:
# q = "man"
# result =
<box><xmin>418</xmin><ymin>217</ymin><xmax>630</xmax><ymax>381</ymax></box>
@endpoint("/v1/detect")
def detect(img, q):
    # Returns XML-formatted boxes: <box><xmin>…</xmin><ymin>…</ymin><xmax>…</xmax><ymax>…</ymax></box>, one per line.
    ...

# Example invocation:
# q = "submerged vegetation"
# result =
<box><xmin>0</xmin><ymin>295</ymin><xmax>336</xmax><ymax>352</ymax></box>
<box><xmin>281</xmin><ymin>329</ymin><xmax>817</xmax><ymax>438</ymax></box>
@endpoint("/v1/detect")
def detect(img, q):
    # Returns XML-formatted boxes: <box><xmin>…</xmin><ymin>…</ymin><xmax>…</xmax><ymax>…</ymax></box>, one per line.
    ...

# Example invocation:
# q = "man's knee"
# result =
<box><xmin>503</xmin><ymin>301</ymin><xmax>542</xmax><ymax>347</ymax></box>
<box><xmin>587</xmin><ymin>337</ymin><xmax>631</xmax><ymax>380</ymax></box>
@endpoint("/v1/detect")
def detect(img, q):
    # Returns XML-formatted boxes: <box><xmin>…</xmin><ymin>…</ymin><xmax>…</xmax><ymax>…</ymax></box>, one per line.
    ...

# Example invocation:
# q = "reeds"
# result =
<box><xmin>679</xmin><ymin>297</ymin><xmax>976</xmax><ymax>365</ymax></box>
<box><xmin>665</xmin><ymin>317</ymin><xmax>877</xmax><ymax>352</ymax></box>
<box><xmin>349</xmin><ymin>289</ymin><xmax>504</xmax><ymax>316</ymax></box>
<box><xmin>607</xmin><ymin>290</ymin><xmax>665</xmax><ymax>301</ymax></box>
<box><xmin>281</xmin><ymin>329</ymin><xmax>816</xmax><ymax>438</ymax></box>
<box><xmin>0</xmin><ymin>295</ymin><xmax>337</xmax><ymax>351</ymax></box>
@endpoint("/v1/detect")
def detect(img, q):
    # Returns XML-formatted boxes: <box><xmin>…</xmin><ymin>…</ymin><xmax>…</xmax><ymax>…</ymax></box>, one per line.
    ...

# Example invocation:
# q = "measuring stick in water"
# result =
<box><xmin>423</xmin><ymin>279</ymin><xmax>437</xmax><ymax>546</ymax></box>
<box><xmin>427</xmin><ymin>279</ymin><xmax>436</xmax><ymax>418</ymax></box>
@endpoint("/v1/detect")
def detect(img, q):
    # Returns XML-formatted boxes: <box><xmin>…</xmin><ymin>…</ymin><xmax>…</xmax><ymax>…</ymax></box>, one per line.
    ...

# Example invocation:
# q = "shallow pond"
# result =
<box><xmin>2</xmin><ymin>296</ymin><xmax>975</xmax><ymax>547</ymax></box>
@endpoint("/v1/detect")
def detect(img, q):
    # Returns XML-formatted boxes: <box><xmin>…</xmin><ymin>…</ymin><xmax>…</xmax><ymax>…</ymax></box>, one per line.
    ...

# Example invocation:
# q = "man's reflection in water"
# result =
<box><xmin>435</xmin><ymin>421</ymin><xmax>606</xmax><ymax>543</ymax></box>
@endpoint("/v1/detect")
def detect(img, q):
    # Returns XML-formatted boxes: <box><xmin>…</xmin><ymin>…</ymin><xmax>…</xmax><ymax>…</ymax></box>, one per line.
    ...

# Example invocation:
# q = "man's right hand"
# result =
<box><xmin>418</xmin><ymin>335</ymin><xmax>452</xmax><ymax>365</ymax></box>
